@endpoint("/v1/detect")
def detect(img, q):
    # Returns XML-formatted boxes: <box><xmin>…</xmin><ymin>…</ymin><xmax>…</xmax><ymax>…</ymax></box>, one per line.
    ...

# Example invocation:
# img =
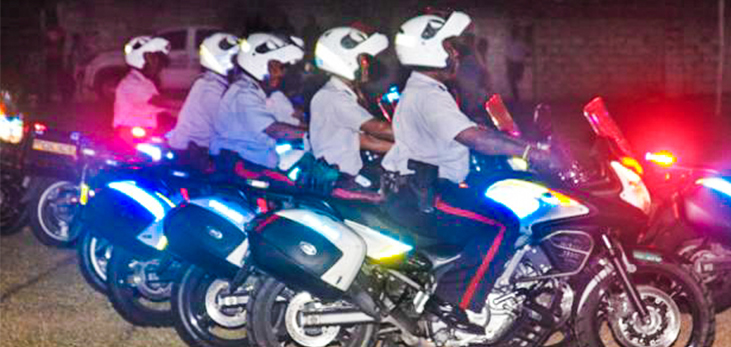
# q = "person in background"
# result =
<box><xmin>309</xmin><ymin>26</ymin><xmax>393</xmax><ymax>188</ymax></box>
<box><xmin>382</xmin><ymin>10</ymin><xmax>560</xmax><ymax>334</ymax></box>
<box><xmin>506</xmin><ymin>25</ymin><xmax>529</xmax><ymax>102</ymax></box>
<box><xmin>167</xmin><ymin>33</ymin><xmax>240</xmax><ymax>172</ymax></box>
<box><xmin>455</xmin><ymin>32</ymin><xmax>489</xmax><ymax>124</ymax></box>
<box><xmin>113</xmin><ymin>36</ymin><xmax>180</xmax><ymax>140</ymax></box>
<box><xmin>210</xmin><ymin>33</ymin><xmax>307</xmax><ymax>176</ymax></box>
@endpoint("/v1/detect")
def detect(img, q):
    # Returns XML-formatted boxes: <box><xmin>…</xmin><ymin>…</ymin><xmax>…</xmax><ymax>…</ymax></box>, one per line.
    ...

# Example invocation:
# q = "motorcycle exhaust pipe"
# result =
<box><xmin>301</xmin><ymin>311</ymin><xmax>376</xmax><ymax>326</ymax></box>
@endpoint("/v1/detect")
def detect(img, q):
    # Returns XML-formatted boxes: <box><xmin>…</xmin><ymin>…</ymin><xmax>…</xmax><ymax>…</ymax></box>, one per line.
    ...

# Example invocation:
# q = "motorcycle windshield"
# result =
<box><xmin>485</xmin><ymin>94</ymin><xmax>521</xmax><ymax>137</ymax></box>
<box><xmin>582</xmin><ymin>97</ymin><xmax>635</xmax><ymax>158</ymax></box>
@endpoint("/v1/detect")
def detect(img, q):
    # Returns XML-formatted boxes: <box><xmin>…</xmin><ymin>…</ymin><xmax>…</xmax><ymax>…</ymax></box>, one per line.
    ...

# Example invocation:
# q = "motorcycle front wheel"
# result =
<box><xmin>575</xmin><ymin>261</ymin><xmax>715</xmax><ymax>347</ymax></box>
<box><xmin>77</xmin><ymin>231</ymin><xmax>113</xmax><ymax>293</ymax></box>
<box><xmin>172</xmin><ymin>265</ymin><xmax>254</xmax><ymax>347</ymax></box>
<box><xmin>106</xmin><ymin>248</ymin><xmax>178</xmax><ymax>327</ymax></box>
<box><xmin>248</xmin><ymin>275</ymin><xmax>376</xmax><ymax>347</ymax></box>
<box><xmin>29</xmin><ymin>178</ymin><xmax>80</xmax><ymax>247</ymax></box>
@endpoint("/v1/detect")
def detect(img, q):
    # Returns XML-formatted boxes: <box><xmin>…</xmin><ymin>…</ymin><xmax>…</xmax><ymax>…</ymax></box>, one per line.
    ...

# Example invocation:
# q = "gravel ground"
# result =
<box><xmin>1</xmin><ymin>226</ymin><xmax>730</xmax><ymax>346</ymax></box>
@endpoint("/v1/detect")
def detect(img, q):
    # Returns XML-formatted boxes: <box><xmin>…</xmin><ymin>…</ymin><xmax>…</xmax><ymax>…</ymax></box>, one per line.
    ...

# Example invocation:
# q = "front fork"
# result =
<box><xmin>601</xmin><ymin>232</ymin><xmax>649</xmax><ymax>318</ymax></box>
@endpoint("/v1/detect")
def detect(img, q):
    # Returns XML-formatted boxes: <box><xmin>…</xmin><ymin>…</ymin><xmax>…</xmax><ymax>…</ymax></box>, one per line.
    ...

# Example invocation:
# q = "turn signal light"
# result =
<box><xmin>645</xmin><ymin>151</ymin><xmax>676</xmax><ymax>168</ymax></box>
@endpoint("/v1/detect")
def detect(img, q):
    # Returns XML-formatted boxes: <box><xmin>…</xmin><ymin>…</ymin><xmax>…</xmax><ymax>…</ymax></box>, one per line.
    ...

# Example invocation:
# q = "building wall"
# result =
<box><xmin>52</xmin><ymin>0</ymin><xmax>731</xmax><ymax>101</ymax></box>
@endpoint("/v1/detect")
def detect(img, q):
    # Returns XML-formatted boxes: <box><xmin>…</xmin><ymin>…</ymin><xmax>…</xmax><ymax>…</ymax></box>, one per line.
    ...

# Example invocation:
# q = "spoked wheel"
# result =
<box><xmin>575</xmin><ymin>261</ymin><xmax>715</xmax><ymax>347</ymax></box>
<box><xmin>107</xmin><ymin>248</ymin><xmax>179</xmax><ymax>327</ymax></box>
<box><xmin>172</xmin><ymin>265</ymin><xmax>254</xmax><ymax>347</ymax></box>
<box><xmin>248</xmin><ymin>275</ymin><xmax>376</xmax><ymax>347</ymax></box>
<box><xmin>29</xmin><ymin>178</ymin><xmax>81</xmax><ymax>247</ymax></box>
<box><xmin>77</xmin><ymin>231</ymin><xmax>113</xmax><ymax>293</ymax></box>
<box><xmin>0</xmin><ymin>171</ymin><xmax>27</xmax><ymax>235</ymax></box>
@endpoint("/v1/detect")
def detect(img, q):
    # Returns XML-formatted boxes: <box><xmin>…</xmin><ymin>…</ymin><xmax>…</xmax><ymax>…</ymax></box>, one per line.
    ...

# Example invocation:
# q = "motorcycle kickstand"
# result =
<box><xmin>601</xmin><ymin>232</ymin><xmax>649</xmax><ymax>319</ymax></box>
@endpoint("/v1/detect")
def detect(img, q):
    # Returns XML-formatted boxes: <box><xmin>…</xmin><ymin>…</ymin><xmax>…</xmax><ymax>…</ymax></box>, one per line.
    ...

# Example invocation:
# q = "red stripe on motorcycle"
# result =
<box><xmin>459</xmin><ymin>224</ymin><xmax>506</xmax><ymax>310</ymax></box>
<box><xmin>434</xmin><ymin>198</ymin><xmax>502</xmax><ymax>227</ymax></box>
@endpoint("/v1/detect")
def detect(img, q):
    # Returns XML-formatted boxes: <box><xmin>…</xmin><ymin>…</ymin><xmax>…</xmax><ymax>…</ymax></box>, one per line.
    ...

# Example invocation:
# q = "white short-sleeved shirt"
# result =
<box><xmin>113</xmin><ymin>70</ymin><xmax>167</xmax><ymax>129</ymax></box>
<box><xmin>381</xmin><ymin>72</ymin><xmax>476</xmax><ymax>183</ymax></box>
<box><xmin>210</xmin><ymin>74</ymin><xmax>279</xmax><ymax>168</ymax></box>
<box><xmin>310</xmin><ymin>77</ymin><xmax>373</xmax><ymax>176</ymax></box>
<box><xmin>267</xmin><ymin>91</ymin><xmax>300</xmax><ymax>126</ymax></box>
<box><xmin>168</xmin><ymin>71</ymin><xmax>228</xmax><ymax>150</ymax></box>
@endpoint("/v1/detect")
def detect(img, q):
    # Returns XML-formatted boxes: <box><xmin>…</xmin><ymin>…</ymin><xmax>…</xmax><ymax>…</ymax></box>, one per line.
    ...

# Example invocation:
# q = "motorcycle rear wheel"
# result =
<box><xmin>172</xmin><ymin>265</ymin><xmax>253</xmax><ymax>347</ymax></box>
<box><xmin>575</xmin><ymin>261</ymin><xmax>715</xmax><ymax>347</ymax></box>
<box><xmin>106</xmin><ymin>248</ymin><xmax>177</xmax><ymax>327</ymax></box>
<box><xmin>248</xmin><ymin>275</ymin><xmax>376</xmax><ymax>347</ymax></box>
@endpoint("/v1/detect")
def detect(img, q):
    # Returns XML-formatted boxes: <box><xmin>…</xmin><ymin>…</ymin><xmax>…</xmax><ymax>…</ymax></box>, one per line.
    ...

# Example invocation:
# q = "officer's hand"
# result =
<box><xmin>528</xmin><ymin>146</ymin><xmax>569</xmax><ymax>174</ymax></box>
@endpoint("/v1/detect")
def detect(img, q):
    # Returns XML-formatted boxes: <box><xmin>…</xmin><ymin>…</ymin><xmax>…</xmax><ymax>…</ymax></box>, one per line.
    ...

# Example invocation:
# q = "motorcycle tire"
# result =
<box><xmin>575</xmin><ymin>261</ymin><xmax>715</xmax><ymax>347</ymax></box>
<box><xmin>1</xmin><ymin>171</ymin><xmax>28</xmax><ymax>235</ymax></box>
<box><xmin>77</xmin><ymin>231</ymin><xmax>113</xmax><ymax>293</ymax></box>
<box><xmin>29</xmin><ymin>177</ymin><xmax>81</xmax><ymax>247</ymax></box>
<box><xmin>171</xmin><ymin>265</ymin><xmax>253</xmax><ymax>347</ymax></box>
<box><xmin>106</xmin><ymin>247</ymin><xmax>177</xmax><ymax>327</ymax></box>
<box><xmin>248</xmin><ymin>275</ymin><xmax>376</xmax><ymax>347</ymax></box>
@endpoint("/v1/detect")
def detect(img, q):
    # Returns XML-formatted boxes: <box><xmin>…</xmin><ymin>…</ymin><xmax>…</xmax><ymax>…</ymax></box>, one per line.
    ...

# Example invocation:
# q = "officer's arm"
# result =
<box><xmin>264</xmin><ymin>122</ymin><xmax>307</xmax><ymax>140</ymax></box>
<box><xmin>455</xmin><ymin>126</ymin><xmax>529</xmax><ymax>157</ymax></box>
<box><xmin>456</xmin><ymin>126</ymin><xmax>554</xmax><ymax>165</ymax></box>
<box><xmin>359</xmin><ymin>133</ymin><xmax>392</xmax><ymax>153</ymax></box>
<box><xmin>360</xmin><ymin>119</ymin><xmax>394</xmax><ymax>141</ymax></box>
<box><xmin>149</xmin><ymin>95</ymin><xmax>183</xmax><ymax>111</ymax></box>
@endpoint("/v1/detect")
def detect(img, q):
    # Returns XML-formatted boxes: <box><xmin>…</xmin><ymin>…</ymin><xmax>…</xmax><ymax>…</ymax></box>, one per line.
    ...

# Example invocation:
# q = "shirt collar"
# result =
<box><xmin>328</xmin><ymin>76</ymin><xmax>357</xmax><ymax>99</ymax></box>
<box><xmin>130</xmin><ymin>69</ymin><xmax>150</xmax><ymax>82</ymax></box>
<box><xmin>204</xmin><ymin>70</ymin><xmax>229</xmax><ymax>86</ymax></box>
<box><xmin>410</xmin><ymin>71</ymin><xmax>448</xmax><ymax>92</ymax></box>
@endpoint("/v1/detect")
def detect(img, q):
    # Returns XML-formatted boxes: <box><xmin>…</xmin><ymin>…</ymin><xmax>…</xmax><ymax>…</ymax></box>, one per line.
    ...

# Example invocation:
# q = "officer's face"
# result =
<box><xmin>267</xmin><ymin>60</ymin><xmax>286</xmax><ymax>89</ymax></box>
<box><xmin>442</xmin><ymin>39</ymin><xmax>461</xmax><ymax>79</ymax></box>
<box><xmin>143</xmin><ymin>52</ymin><xmax>168</xmax><ymax>78</ymax></box>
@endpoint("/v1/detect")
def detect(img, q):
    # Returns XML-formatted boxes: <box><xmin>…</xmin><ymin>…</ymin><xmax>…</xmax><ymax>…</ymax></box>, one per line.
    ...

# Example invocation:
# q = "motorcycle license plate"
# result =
<box><xmin>32</xmin><ymin>139</ymin><xmax>77</xmax><ymax>157</ymax></box>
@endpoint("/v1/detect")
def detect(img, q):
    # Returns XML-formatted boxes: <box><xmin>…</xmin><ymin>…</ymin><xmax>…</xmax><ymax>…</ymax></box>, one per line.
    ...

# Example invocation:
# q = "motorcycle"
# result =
<box><xmin>74</xmin><ymin>138</ymin><xmax>194</xmax><ymax>326</ymax></box>
<box><xmin>0</xmin><ymin>88</ymin><xmax>29</xmax><ymax>235</ymax></box>
<box><xmin>242</xmin><ymin>97</ymin><xmax>714</xmax><ymax>347</ymax></box>
<box><xmin>639</xmin><ymin>148</ymin><xmax>731</xmax><ymax>311</ymax></box>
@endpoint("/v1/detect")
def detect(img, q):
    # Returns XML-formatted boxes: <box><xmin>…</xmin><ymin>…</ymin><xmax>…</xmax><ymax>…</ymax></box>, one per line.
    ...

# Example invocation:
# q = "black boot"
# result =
<box><xmin>424</xmin><ymin>296</ymin><xmax>484</xmax><ymax>335</ymax></box>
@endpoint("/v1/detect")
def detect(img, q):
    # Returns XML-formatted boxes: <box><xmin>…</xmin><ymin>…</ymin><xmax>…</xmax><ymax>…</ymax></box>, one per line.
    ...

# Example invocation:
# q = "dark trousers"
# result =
<box><xmin>385</xmin><ymin>180</ymin><xmax>520</xmax><ymax>311</ymax></box>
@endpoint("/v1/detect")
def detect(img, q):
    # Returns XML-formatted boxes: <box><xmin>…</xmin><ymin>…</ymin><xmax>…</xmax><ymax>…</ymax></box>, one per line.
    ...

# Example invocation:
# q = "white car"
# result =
<box><xmin>76</xmin><ymin>26</ymin><xmax>221</xmax><ymax>102</ymax></box>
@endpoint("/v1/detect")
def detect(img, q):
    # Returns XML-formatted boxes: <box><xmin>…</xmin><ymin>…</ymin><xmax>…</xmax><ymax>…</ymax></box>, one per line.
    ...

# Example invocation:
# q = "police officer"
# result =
<box><xmin>210</xmin><ymin>33</ymin><xmax>306</xmax><ymax>175</ymax></box>
<box><xmin>167</xmin><ymin>33</ymin><xmax>240</xmax><ymax>172</ymax></box>
<box><xmin>382</xmin><ymin>11</ymin><xmax>559</xmax><ymax>333</ymax></box>
<box><xmin>309</xmin><ymin>26</ymin><xmax>393</xmax><ymax>182</ymax></box>
<box><xmin>113</xmin><ymin>36</ymin><xmax>179</xmax><ymax>137</ymax></box>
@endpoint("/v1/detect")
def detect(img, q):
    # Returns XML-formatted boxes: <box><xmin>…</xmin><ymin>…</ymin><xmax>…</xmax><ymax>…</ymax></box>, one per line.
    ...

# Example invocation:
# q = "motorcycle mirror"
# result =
<box><xmin>533</xmin><ymin>103</ymin><xmax>553</xmax><ymax>140</ymax></box>
<box><xmin>484</xmin><ymin>94</ymin><xmax>521</xmax><ymax>137</ymax></box>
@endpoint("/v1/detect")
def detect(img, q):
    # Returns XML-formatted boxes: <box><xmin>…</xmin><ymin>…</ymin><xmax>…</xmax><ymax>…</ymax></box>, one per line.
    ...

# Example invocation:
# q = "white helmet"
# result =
<box><xmin>124</xmin><ymin>36</ymin><xmax>171</xmax><ymax>69</ymax></box>
<box><xmin>394</xmin><ymin>11</ymin><xmax>471</xmax><ymax>68</ymax></box>
<box><xmin>199</xmin><ymin>33</ymin><xmax>240</xmax><ymax>76</ymax></box>
<box><xmin>314</xmin><ymin>27</ymin><xmax>388</xmax><ymax>81</ymax></box>
<box><xmin>236</xmin><ymin>33</ymin><xmax>304</xmax><ymax>81</ymax></box>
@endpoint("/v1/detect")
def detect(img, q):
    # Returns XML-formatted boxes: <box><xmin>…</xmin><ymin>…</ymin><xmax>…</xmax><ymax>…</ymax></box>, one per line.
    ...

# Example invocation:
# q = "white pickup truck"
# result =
<box><xmin>76</xmin><ymin>26</ymin><xmax>221</xmax><ymax>102</ymax></box>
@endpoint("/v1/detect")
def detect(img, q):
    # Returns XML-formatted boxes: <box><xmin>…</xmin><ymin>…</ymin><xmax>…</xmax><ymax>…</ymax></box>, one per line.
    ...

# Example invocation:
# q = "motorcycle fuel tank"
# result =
<box><xmin>248</xmin><ymin>208</ymin><xmax>367</xmax><ymax>300</ymax></box>
<box><xmin>164</xmin><ymin>195</ymin><xmax>256</xmax><ymax>277</ymax></box>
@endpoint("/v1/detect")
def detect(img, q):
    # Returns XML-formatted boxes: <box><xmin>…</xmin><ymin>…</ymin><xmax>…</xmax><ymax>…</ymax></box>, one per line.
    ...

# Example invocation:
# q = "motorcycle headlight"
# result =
<box><xmin>0</xmin><ymin>116</ymin><xmax>23</xmax><ymax>144</ymax></box>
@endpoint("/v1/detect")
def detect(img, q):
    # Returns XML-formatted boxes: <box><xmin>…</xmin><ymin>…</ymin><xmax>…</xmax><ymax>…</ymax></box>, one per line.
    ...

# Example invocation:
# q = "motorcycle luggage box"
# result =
<box><xmin>24</xmin><ymin>127</ymin><xmax>79</xmax><ymax>179</ymax></box>
<box><xmin>164</xmin><ymin>196</ymin><xmax>255</xmax><ymax>278</ymax></box>
<box><xmin>248</xmin><ymin>209</ymin><xmax>367</xmax><ymax>300</ymax></box>
<box><xmin>83</xmin><ymin>184</ymin><xmax>167</xmax><ymax>258</ymax></box>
